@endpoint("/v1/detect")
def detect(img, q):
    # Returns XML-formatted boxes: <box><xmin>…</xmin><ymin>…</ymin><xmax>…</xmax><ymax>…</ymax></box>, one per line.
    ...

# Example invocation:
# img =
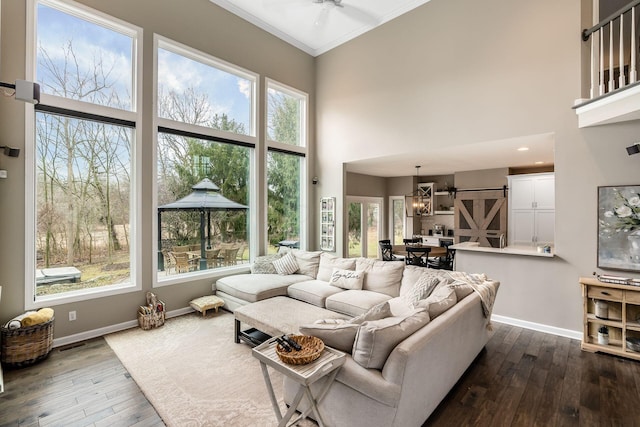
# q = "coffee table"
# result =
<box><xmin>252</xmin><ymin>336</ymin><xmax>346</xmax><ymax>427</ymax></box>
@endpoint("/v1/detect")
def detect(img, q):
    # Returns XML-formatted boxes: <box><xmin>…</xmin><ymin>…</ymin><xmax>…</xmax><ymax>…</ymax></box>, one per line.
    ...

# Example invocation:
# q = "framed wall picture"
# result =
<box><xmin>320</xmin><ymin>197</ymin><xmax>336</xmax><ymax>251</ymax></box>
<box><xmin>598</xmin><ymin>185</ymin><xmax>640</xmax><ymax>272</ymax></box>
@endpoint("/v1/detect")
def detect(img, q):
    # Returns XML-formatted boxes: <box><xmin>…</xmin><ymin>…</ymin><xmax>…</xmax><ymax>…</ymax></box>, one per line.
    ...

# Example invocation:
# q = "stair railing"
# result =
<box><xmin>582</xmin><ymin>0</ymin><xmax>640</xmax><ymax>99</ymax></box>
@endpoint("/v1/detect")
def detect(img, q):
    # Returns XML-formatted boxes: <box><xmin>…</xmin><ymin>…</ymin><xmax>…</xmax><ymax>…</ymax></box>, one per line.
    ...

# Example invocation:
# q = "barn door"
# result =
<box><xmin>454</xmin><ymin>190</ymin><xmax>507</xmax><ymax>248</ymax></box>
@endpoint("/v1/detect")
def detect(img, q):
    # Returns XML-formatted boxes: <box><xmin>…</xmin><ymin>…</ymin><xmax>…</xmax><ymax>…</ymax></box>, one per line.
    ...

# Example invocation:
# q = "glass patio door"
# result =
<box><xmin>347</xmin><ymin>197</ymin><xmax>383</xmax><ymax>258</ymax></box>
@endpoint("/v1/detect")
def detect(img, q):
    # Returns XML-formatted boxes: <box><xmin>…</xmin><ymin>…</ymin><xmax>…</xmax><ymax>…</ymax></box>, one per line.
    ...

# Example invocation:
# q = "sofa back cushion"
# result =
<box><xmin>317</xmin><ymin>253</ymin><xmax>356</xmax><ymax>281</ymax></box>
<box><xmin>292</xmin><ymin>250</ymin><xmax>322</xmax><ymax>278</ymax></box>
<box><xmin>352</xmin><ymin>308</ymin><xmax>430</xmax><ymax>369</ymax></box>
<box><xmin>355</xmin><ymin>258</ymin><xmax>404</xmax><ymax>297</ymax></box>
<box><xmin>415</xmin><ymin>285</ymin><xmax>458</xmax><ymax>319</ymax></box>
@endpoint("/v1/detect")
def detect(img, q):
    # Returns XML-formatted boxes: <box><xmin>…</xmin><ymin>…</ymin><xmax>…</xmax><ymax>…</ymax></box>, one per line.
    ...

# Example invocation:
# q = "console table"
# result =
<box><xmin>579</xmin><ymin>277</ymin><xmax>640</xmax><ymax>361</ymax></box>
<box><xmin>252</xmin><ymin>336</ymin><xmax>345</xmax><ymax>427</ymax></box>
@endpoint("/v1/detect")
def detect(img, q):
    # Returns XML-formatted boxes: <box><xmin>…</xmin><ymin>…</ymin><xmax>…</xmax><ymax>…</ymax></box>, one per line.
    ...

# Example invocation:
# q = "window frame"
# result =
<box><xmin>152</xmin><ymin>35</ymin><xmax>259</xmax><ymax>287</ymax></box>
<box><xmin>265</xmin><ymin>79</ymin><xmax>309</xmax><ymax>252</ymax></box>
<box><xmin>25</xmin><ymin>0</ymin><xmax>143</xmax><ymax>308</ymax></box>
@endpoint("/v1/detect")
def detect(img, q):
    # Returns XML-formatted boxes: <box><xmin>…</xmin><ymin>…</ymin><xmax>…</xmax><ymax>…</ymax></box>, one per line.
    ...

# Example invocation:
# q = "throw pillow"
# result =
<box><xmin>416</xmin><ymin>286</ymin><xmax>457</xmax><ymax>319</ymax></box>
<box><xmin>317</xmin><ymin>253</ymin><xmax>357</xmax><ymax>281</ymax></box>
<box><xmin>292</xmin><ymin>250</ymin><xmax>322</xmax><ymax>278</ymax></box>
<box><xmin>250</xmin><ymin>254</ymin><xmax>282</xmax><ymax>274</ymax></box>
<box><xmin>272</xmin><ymin>252</ymin><xmax>299</xmax><ymax>275</ymax></box>
<box><xmin>401</xmin><ymin>276</ymin><xmax>443</xmax><ymax>306</ymax></box>
<box><xmin>387</xmin><ymin>296</ymin><xmax>415</xmax><ymax>317</ymax></box>
<box><xmin>329</xmin><ymin>268</ymin><xmax>365</xmax><ymax>290</ymax></box>
<box><xmin>299</xmin><ymin>323</ymin><xmax>359</xmax><ymax>353</ymax></box>
<box><xmin>349</xmin><ymin>301</ymin><xmax>392</xmax><ymax>324</ymax></box>
<box><xmin>352</xmin><ymin>309</ymin><xmax>430</xmax><ymax>369</ymax></box>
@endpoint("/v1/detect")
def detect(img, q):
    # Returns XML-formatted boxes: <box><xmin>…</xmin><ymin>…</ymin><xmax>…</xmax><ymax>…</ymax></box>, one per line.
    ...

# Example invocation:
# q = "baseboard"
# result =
<box><xmin>492</xmin><ymin>314</ymin><xmax>582</xmax><ymax>341</ymax></box>
<box><xmin>52</xmin><ymin>306</ymin><xmax>195</xmax><ymax>348</ymax></box>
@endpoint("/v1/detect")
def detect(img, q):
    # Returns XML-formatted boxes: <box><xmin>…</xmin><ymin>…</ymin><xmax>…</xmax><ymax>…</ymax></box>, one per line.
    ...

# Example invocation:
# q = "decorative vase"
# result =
<box><xmin>629</xmin><ymin>229</ymin><xmax>640</xmax><ymax>264</ymax></box>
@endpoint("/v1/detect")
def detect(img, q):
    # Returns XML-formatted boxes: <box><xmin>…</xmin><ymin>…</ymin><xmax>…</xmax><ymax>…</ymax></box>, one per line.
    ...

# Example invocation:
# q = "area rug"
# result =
<box><xmin>105</xmin><ymin>312</ymin><xmax>315</xmax><ymax>427</ymax></box>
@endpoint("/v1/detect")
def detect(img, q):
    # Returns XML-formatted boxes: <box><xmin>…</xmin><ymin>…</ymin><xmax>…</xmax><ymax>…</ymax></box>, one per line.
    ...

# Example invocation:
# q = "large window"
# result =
<box><xmin>265</xmin><ymin>80</ymin><xmax>308</xmax><ymax>251</ymax></box>
<box><xmin>28</xmin><ymin>0</ymin><xmax>141</xmax><ymax>304</ymax></box>
<box><xmin>155</xmin><ymin>38</ymin><xmax>256</xmax><ymax>281</ymax></box>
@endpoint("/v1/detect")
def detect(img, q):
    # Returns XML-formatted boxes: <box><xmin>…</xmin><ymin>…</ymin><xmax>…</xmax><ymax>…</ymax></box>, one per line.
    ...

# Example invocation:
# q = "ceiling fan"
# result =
<box><xmin>312</xmin><ymin>0</ymin><xmax>344</xmax><ymax>6</ymax></box>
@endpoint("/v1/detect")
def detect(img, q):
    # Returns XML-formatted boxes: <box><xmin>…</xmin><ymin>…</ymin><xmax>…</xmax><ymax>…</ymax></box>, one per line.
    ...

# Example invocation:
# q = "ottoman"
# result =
<box><xmin>190</xmin><ymin>295</ymin><xmax>225</xmax><ymax>316</ymax></box>
<box><xmin>234</xmin><ymin>296</ymin><xmax>349</xmax><ymax>345</ymax></box>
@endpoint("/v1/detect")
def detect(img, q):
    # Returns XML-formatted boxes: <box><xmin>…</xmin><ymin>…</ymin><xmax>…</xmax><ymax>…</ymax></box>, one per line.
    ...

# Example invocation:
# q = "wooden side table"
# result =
<box><xmin>252</xmin><ymin>336</ymin><xmax>346</xmax><ymax>427</ymax></box>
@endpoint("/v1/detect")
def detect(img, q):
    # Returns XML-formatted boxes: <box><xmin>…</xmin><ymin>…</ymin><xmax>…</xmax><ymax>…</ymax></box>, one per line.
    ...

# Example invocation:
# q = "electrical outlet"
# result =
<box><xmin>69</xmin><ymin>310</ymin><xmax>76</xmax><ymax>321</ymax></box>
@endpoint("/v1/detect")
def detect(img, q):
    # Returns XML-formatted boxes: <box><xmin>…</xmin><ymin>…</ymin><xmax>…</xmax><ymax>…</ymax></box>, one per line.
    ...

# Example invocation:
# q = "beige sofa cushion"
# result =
<box><xmin>355</xmin><ymin>258</ymin><xmax>404</xmax><ymax>297</ymax></box>
<box><xmin>326</xmin><ymin>290</ymin><xmax>392</xmax><ymax>317</ymax></box>
<box><xmin>292</xmin><ymin>250</ymin><xmax>322</xmax><ymax>278</ymax></box>
<box><xmin>352</xmin><ymin>309</ymin><xmax>430</xmax><ymax>369</ymax></box>
<box><xmin>287</xmin><ymin>280</ymin><xmax>344</xmax><ymax>307</ymax></box>
<box><xmin>317</xmin><ymin>253</ymin><xmax>356</xmax><ymax>281</ymax></box>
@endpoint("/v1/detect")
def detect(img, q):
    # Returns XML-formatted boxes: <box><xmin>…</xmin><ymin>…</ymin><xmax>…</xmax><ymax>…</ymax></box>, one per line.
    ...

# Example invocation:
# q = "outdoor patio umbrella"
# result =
<box><xmin>157</xmin><ymin>178</ymin><xmax>248</xmax><ymax>271</ymax></box>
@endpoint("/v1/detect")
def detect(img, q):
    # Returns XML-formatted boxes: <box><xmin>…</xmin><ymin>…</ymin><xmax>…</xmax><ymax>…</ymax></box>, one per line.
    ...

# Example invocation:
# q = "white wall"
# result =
<box><xmin>314</xmin><ymin>0</ymin><xmax>640</xmax><ymax>332</ymax></box>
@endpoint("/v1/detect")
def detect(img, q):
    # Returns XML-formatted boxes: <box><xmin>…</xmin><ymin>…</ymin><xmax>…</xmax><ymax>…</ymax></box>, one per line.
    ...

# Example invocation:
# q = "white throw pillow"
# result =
<box><xmin>272</xmin><ymin>252</ymin><xmax>299</xmax><ymax>275</ymax></box>
<box><xmin>299</xmin><ymin>323</ymin><xmax>359</xmax><ymax>353</ymax></box>
<box><xmin>352</xmin><ymin>309</ymin><xmax>430</xmax><ymax>369</ymax></box>
<box><xmin>349</xmin><ymin>301</ymin><xmax>392</xmax><ymax>324</ymax></box>
<box><xmin>401</xmin><ymin>276</ymin><xmax>443</xmax><ymax>306</ymax></box>
<box><xmin>317</xmin><ymin>253</ymin><xmax>357</xmax><ymax>281</ymax></box>
<box><xmin>329</xmin><ymin>268</ymin><xmax>365</xmax><ymax>290</ymax></box>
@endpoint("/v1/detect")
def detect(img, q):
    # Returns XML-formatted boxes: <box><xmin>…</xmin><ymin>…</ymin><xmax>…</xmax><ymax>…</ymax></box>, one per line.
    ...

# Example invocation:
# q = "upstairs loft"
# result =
<box><xmin>574</xmin><ymin>0</ymin><xmax>640</xmax><ymax>127</ymax></box>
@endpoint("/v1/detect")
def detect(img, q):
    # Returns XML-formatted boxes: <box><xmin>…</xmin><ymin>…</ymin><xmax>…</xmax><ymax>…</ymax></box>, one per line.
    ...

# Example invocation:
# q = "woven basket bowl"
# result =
<box><xmin>276</xmin><ymin>335</ymin><xmax>324</xmax><ymax>365</ymax></box>
<box><xmin>1</xmin><ymin>317</ymin><xmax>54</xmax><ymax>367</ymax></box>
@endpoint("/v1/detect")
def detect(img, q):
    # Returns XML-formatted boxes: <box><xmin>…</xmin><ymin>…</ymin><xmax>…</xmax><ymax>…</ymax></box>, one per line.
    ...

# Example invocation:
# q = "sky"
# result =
<box><xmin>37</xmin><ymin>2</ymin><xmax>253</xmax><ymax>131</ymax></box>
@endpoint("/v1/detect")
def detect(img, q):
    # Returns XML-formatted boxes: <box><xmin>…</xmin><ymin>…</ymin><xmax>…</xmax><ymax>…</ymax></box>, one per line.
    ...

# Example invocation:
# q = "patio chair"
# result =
<box><xmin>162</xmin><ymin>249</ymin><xmax>176</xmax><ymax>274</ymax></box>
<box><xmin>220</xmin><ymin>247</ymin><xmax>239</xmax><ymax>266</ymax></box>
<box><xmin>172</xmin><ymin>251</ymin><xmax>196</xmax><ymax>273</ymax></box>
<box><xmin>205</xmin><ymin>248</ymin><xmax>220</xmax><ymax>269</ymax></box>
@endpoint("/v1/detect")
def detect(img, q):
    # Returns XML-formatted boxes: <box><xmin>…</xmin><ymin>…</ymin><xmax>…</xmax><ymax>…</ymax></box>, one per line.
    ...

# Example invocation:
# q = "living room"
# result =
<box><xmin>1</xmin><ymin>0</ymin><xmax>640</xmax><ymax>424</ymax></box>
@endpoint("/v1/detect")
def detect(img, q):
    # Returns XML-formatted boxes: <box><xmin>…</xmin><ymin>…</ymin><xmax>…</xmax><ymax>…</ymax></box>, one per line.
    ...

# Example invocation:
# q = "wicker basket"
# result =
<box><xmin>138</xmin><ymin>292</ymin><xmax>166</xmax><ymax>330</ymax></box>
<box><xmin>1</xmin><ymin>317</ymin><xmax>54</xmax><ymax>368</ymax></box>
<box><xmin>275</xmin><ymin>335</ymin><xmax>324</xmax><ymax>365</ymax></box>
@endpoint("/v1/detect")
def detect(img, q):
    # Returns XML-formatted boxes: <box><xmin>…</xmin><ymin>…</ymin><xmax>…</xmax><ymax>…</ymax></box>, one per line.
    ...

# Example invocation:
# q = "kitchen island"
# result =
<box><xmin>452</xmin><ymin>241</ymin><xmax>581</xmax><ymax>341</ymax></box>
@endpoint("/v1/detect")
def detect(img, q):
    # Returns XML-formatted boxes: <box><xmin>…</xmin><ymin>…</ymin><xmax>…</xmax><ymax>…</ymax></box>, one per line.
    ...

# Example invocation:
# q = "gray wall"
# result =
<box><xmin>0</xmin><ymin>0</ymin><xmax>315</xmax><ymax>338</ymax></box>
<box><xmin>315</xmin><ymin>0</ymin><xmax>640</xmax><ymax>332</ymax></box>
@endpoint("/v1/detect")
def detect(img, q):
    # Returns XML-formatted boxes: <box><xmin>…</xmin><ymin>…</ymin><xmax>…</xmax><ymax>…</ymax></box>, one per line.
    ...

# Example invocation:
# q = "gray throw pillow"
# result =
<box><xmin>250</xmin><ymin>254</ymin><xmax>282</xmax><ymax>274</ymax></box>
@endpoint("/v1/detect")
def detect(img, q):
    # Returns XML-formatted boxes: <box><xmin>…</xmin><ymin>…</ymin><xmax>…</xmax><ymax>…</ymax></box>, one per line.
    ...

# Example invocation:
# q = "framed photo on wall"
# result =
<box><xmin>597</xmin><ymin>185</ymin><xmax>640</xmax><ymax>272</ymax></box>
<box><xmin>320</xmin><ymin>197</ymin><xmax>335</xmax><ymax>251</ymax></box>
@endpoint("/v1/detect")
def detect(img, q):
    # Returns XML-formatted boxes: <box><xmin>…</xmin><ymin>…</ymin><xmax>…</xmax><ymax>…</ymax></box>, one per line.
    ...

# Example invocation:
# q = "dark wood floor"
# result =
<box><xmin>1</xmin><ymin>323</ymin><xmax>639</xmax><ymax>426</ymax></box>
<box><xmin>0</xmin><ymin>338</ymin><xmax>164</xmax><ymax>427</ymax></box>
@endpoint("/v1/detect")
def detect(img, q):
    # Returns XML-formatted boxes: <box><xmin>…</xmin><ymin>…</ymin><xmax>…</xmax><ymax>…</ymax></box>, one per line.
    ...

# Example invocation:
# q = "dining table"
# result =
<box><xmin>392</xmin><ymin>244</ymin><xmax>447</xmax><ymax>259</ymax></box>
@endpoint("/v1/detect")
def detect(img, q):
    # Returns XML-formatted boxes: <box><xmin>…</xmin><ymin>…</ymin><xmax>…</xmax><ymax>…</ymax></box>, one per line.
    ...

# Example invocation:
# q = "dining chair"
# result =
<box><xmin>405</xmin><ymin>246</ymin><xmax>430</xmax><ymax>267</ymax></box>
<box><xmin>427</xmin><ymin>241</ymin><xmax>455</xmax><ymax>270</ymax></box>
<box><xmin>379</xmin><ymin>240</ymin><xmax>402</xmax><ymax>261</ymax></box>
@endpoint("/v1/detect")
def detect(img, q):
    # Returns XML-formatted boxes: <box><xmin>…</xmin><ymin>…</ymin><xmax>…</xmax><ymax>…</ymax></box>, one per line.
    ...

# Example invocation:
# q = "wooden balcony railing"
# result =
<box><xmin>582</xmin><ymin>0</ymin><xmax>640</xmax><ymax>100</ymax></box>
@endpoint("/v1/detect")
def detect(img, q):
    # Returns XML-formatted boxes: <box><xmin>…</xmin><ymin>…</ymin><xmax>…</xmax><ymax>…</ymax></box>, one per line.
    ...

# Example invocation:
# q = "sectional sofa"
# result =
<box><xmin>214</xmin><ymin>250</ymin><xmax>499</xmax><ymax>426</ymax></box>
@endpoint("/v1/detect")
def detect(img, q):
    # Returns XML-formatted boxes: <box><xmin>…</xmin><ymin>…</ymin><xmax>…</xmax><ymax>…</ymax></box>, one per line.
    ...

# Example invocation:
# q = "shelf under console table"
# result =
<box><xmin>579</xmin><ymin>277</ymin><xmax>640</xmax><ymax>361</ymax></box>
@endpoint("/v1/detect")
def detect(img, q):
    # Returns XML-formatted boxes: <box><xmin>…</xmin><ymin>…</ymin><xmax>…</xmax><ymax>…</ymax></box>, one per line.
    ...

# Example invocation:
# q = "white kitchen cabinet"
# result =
<box><xmin>508</xmin><ymin>173</ymin><xmax>555</xmax><ymax>246</ymax></box>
